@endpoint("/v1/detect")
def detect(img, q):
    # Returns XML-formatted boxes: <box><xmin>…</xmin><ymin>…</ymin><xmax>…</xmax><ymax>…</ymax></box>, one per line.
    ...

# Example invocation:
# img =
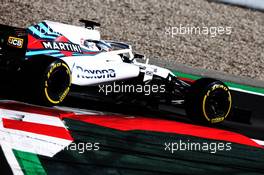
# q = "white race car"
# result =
<box><xmin>0</xmin><ymin>20</ymin><xmax>232</xmax><ymax>124</ymax></box>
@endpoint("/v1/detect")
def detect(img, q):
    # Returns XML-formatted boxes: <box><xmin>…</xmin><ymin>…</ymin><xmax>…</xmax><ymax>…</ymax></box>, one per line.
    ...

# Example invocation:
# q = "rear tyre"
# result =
<box><xmin>185</xmin><ymin>78</ymin><xmax>232</xmax><ymax>124</ymax></box>
<box><xmin>23</xmin><ymin>58</ymin><xmax>71</xmax><ymax>106</ymax></box>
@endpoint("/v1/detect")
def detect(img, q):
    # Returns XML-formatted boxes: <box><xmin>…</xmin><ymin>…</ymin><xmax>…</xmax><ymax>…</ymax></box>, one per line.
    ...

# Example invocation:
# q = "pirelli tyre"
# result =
<box><xmin>185</xmin><ymin>78</ymin><xmax>232</xmax><ymax>124</ymax></box>
<box><xmin>23</xmin><ymin>57</ymin><xmax>71</xmax><ymax>106</ymax></box>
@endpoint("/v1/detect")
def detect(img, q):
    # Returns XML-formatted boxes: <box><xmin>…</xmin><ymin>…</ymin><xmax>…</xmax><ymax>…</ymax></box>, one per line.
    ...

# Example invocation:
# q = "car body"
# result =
<box><xmin>0</xmin><ymin>20</ymin><xmax>232</xmax><ymax>124</ymax></box>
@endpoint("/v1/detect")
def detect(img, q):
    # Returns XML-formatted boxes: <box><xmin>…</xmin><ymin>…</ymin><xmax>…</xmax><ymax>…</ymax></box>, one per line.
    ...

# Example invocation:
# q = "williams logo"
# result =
<box><xmin>42</xmin><ymin>41</ymin><xmax>82</xmax><ymax>53</ymax></box>
<box><xmin>8</xmin><ymin>36</ymin><xmax>24</xmax><ymax>48</ymax></box>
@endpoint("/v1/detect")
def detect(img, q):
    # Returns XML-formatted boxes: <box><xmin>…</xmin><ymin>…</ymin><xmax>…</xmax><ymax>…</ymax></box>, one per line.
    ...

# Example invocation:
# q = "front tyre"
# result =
<box><xmin>185</xmin><ymin>78</ymin><xmax>232</xmax><ymax>124</ymax></box>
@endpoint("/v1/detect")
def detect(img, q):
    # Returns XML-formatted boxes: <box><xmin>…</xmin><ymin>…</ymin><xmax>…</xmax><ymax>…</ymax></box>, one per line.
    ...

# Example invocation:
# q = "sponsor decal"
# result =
<box><xmin>75</xmin><ymin>65</ymin><xmax>116</xmax><ymax>79</ymax></box>
<box><xmin>42</xmin><ymin>41</ymin><xmax>82</xmax><ymax>53</ymax></box>
<box><xmin>7</xmin><ymin>36</ymin><xmax>24</xmax><ymax>48</ymax></box>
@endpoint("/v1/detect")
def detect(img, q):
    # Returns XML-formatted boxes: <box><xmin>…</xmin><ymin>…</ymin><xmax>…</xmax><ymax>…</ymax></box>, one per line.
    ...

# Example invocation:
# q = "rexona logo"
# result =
<box><xmin>7</xmin><ymin>36</ymin><xmax>24</xmax><ymax>48</ymax></box>
<box><xmin>75</xmin><ymin>65</ymin><xmax>116</xmax><ymax>79</ymax></box>
<box><xmin>42</xmin><ymin>41</ymin><xmax>82</xmax><ymax>53</ymax></box>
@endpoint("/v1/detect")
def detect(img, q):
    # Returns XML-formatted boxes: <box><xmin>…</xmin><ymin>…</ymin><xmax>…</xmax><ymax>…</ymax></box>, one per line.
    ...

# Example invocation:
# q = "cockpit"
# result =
<box><xmin>83</xmin><ymin>40</ymin><xmax>112</xmax><ymax>52</ymax></box>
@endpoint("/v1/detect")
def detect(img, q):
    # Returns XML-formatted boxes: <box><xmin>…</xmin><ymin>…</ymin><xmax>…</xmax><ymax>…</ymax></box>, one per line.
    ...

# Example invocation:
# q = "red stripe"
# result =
<box><xmin>179</xmin><ymin>77</ymin><xmax>195</xmax><ymax>84</ymax></box>
<box><xmin>55</xmin><ymin>36</ymin><xmax>69</xmax><ymax>42</ymax></box>
<box><xmin>65</xmin><ymin>115</ymin><xmax>262</xmax><ymax>148</ymax></box>
<box><xmin>27</xmin><ymin>34</ymin><xmax>44</xmax><ymax>49</ymax></box>
<box><xmin>0</xmin><ymin>102</ymin><xmax>74</xmax><ymax>118</ymax></box>
<box><xmin>3</xmin><ymin>118</ymin><xmax>73</xmax><ymax>141</ymax></box>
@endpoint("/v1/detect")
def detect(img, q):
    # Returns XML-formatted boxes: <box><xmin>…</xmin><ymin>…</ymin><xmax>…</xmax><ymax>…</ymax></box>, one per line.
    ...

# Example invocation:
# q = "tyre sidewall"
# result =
<box><xmin>42</xmin><ymin>60</ymin><xmax>71</xmax><ymax>105</ymax></box>
<box><xmin>201</xmin><ymin>82</ymin><xmax>232</xmax><ymax>123</ymax></box>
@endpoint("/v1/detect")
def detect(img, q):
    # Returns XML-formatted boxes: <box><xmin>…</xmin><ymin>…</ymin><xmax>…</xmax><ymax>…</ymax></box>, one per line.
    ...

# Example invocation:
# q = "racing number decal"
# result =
<box><xmin>7</xmin><ymin>36</ymin><xmax>24</xmax><ymax>48</ymax></box>
<box><xmin>202</xmin><ymin>84</ymin><xmax>232</xmax><ymax>123</ymax></box>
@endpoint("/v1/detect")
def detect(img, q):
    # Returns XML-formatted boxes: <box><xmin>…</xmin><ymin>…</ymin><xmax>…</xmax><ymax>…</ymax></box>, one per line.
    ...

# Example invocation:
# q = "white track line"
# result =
<box><xmin>1</xmin><ymin>144</ymin><xmax>24</xmax><ymax>175</ymax></box>
<box><xmin>229</xmin><ymin>87</ymin><xmax>264</xmax><ymax>97</ymax></box>
<box><xmin>252</xmin><ymin>139</ymin><xmax>264</xmax><ymax>147</ymax></box>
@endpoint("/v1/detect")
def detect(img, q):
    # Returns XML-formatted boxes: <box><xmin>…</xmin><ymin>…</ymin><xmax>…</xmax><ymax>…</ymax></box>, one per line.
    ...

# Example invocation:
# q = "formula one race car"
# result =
<box><xmin>0</xmin><ymin>20</ymin><xmax>232</xmax><ymax>124</ymax></box>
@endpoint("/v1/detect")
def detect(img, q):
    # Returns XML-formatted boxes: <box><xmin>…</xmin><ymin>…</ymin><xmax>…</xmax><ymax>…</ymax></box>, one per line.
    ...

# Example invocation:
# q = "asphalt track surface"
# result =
<box><xmin>65</xmin><ymin>89</ymin><xmax>264</xmax><ymax>141</ymax></box>
<box><xmin>0</xmin><ymin>83</ymin><xmax>264</xmax><ymax>174</ymax></box>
